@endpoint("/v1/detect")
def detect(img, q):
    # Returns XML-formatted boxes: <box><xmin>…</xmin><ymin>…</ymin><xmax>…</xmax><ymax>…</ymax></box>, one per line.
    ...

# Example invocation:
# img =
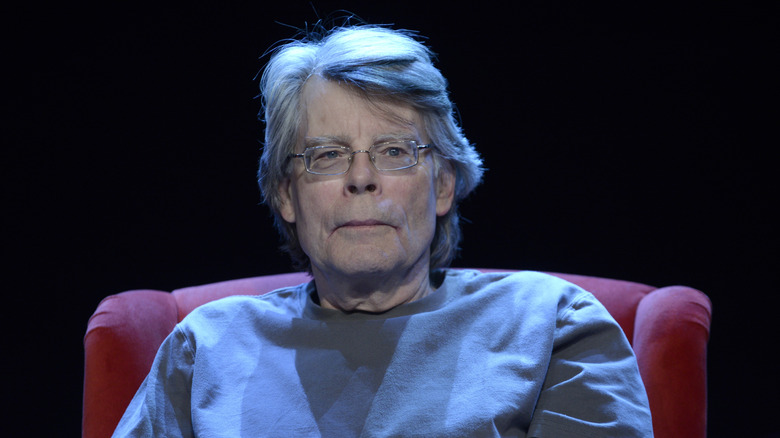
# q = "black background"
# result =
<box><xmin>6</xmin><ymin>2</ymin><xmax>776</xmax><ymax>436</ymax></box>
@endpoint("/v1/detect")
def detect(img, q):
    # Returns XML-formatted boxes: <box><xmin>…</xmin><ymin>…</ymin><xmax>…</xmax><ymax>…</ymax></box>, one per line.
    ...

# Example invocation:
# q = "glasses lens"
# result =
<box><xmin>305</xmin><ymin>146</ymin><xmax>351</xmax><ymax>174</ymax></box>
<box><xmin>301</xmin><ymin>142</ymin><xmax>420</xmax><ymax>174</ymax></box>
<box><xmin>371</xmin><ymin>141</ymin><xmax>418</xmax><ymax>171</ymax></box>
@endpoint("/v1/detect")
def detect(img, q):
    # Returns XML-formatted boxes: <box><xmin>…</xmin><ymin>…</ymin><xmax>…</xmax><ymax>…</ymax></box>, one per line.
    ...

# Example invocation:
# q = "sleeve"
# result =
<box><xmin>528</xmin><ymin>291</ymin><xmax>654</xmax><ymax>438</ymax></box>
<box><xmin>112</xmin><ymin>325</ymin><xmax>196</xmax><ymax>438</ymax></box>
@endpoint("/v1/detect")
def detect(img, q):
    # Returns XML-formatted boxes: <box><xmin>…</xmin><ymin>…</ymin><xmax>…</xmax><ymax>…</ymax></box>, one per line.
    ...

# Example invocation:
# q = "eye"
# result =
<box><xmin>311</xmin><ymin>147</ymin><xmax>347</xmax><ymax>161</ymax></box>
<box><xmin>375</xmin><ymin>142</ymin><xmax>412</xmax><ymax>157</ymax></box>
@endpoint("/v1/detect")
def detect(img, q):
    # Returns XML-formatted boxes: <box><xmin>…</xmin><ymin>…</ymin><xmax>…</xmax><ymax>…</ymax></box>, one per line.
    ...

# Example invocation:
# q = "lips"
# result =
<box><xmin>339</xmin><ymin>219</ymin><xmax>389</xmax><ymax>228</ymax></box>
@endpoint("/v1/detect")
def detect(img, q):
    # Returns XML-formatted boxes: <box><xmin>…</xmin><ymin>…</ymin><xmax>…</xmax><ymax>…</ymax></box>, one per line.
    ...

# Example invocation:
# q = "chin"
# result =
<box><xmin>339</xmin><ymin>257</ymin><xmax>396</xmax><ymax>276</ymax></box>
<box><xmin>324</xmin><ymin>247</ymin><xmax>403</xmax><ymax>277</ymax></box>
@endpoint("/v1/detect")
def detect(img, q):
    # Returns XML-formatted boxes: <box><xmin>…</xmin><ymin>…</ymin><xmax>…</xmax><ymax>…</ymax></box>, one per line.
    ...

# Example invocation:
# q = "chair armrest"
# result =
<box><xmin>634</xmin><ymin>285</ymin><xmax>712</xmax><ymax>438</ymax></box>
<box><xmin>82</xmin><ymin>290</ymin><xmax>178</xmax><ymax>438</ymax></box>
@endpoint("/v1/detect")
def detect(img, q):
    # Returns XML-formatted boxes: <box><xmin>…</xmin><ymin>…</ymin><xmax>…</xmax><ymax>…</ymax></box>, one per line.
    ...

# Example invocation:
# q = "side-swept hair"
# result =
<box><xmin>257</xmin><ymin>25</ymin><xmax>484</xmax><ymax>272</ymax></box>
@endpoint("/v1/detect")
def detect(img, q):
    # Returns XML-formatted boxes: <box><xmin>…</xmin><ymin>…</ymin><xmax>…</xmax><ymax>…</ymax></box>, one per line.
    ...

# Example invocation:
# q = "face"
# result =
<box><xmin>278</xmin><ymin>76</ymin><xmax>454</xmax><ymax>289</ymax></box>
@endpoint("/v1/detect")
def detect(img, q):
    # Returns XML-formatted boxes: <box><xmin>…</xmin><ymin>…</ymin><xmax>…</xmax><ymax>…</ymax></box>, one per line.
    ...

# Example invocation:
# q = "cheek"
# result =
<box><xmin>399</xmin><ymin>179</ymin><xmax>439</xmax><ymax>234</ymax></box>
<box><xmin>292</xmin><ymin>181</ymin><xmax>337</xmax><ymax>231</ymax></box>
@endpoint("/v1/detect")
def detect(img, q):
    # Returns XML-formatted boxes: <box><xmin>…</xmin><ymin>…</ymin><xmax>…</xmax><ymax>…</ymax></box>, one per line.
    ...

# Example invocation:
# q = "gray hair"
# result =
<box><xmin>257</xmin><ymin>25</ymin><xmax>484</xmax><ymax>272</ymax></box>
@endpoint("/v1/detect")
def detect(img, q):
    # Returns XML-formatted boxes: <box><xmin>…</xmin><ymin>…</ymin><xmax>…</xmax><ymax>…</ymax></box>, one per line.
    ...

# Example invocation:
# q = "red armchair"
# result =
<box><xmin>83</xmin><ymin>270</ymin><xmax>712</xmax><ymax>437</ymax></box>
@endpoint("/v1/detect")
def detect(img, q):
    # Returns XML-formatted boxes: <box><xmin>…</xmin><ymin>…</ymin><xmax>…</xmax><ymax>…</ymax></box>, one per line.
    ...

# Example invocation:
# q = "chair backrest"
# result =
<box><xmin>83</xmin><ymin>270</ymin><xmax>711</xmax><ymax>438</ymax></box>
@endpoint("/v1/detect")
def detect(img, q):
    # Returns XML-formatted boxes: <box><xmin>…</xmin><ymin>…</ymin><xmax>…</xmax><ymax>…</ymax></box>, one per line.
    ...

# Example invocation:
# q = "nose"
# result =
<box><xmin>345</xmin><ymin>150</ymin><xmax>379</xmax><ymax>194</ymax></box>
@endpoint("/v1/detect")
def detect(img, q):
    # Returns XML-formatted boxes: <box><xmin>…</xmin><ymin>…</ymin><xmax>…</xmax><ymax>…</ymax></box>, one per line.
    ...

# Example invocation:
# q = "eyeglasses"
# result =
<box><xmin>288</xmin><ymin>140</ymin><xmax>431</xmax><ymax>175</ymax></box>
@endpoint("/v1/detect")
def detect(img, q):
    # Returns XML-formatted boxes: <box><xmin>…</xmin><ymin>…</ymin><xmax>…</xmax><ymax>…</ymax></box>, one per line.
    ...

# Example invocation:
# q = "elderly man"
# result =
<box><xmin>113</xmin><ymin>25</ymin><xmax>653</xmax><ymax>437</ymax></box>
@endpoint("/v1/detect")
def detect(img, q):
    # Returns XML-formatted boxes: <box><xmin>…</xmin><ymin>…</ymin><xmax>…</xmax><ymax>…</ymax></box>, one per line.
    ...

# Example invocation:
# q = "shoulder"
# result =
<box><xmin>444</xmin><ymin>269</ymin><xmax>620</xmax><ymax>330</ymax></box>
<box><xmin>442</xmin><ymin>269</ymin><xmax>593</xmax><ymax>309</ymax></box>
<box><xmin>193</xmin><ymin>283</ymin><xmax>308</xmax><ymax>315</ymax></box>
<box><xmin>176</xmin><ymin>282</ymin><xmax>311</xmax><ymax>339</ymax></box>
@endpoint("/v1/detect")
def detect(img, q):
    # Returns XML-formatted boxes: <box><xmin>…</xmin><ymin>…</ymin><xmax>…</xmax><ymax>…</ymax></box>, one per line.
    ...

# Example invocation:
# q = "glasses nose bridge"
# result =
<box><xmin>349</xmin><ymin>148</ymin><xmax>373</xmax><ymax>158</ymax></box>
<box><xmin>347</xmin><ymin>148</ymin><xmax>377</xmax><ymax>171</ymax></box>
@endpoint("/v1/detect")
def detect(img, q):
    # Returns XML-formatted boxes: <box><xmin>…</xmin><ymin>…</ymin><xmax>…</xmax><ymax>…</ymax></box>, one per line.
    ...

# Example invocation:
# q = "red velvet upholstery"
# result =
<box><xmin>83</xmin><ymin>270</ymin><xmax>711</xmax><ymax>438</ymax></box>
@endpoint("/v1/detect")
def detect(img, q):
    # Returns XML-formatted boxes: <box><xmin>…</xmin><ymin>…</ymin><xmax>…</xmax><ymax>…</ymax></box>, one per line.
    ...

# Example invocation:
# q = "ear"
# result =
<box><xmin>278</xmin><ymin>177</ymin><xmax>296</xmax><ymax>223</ymax></box>
<box><xmin>435</xmin><ymin>166</ymin><xmax>456</xmax><ymax>217</ymax></box>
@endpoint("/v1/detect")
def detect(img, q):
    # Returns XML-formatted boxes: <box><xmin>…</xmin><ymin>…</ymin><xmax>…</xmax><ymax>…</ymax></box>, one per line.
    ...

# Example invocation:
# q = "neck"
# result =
<box><xmin>311</xmin><ymin>262</ymin><xmax>433</xmax><ymax>313</ymax></box>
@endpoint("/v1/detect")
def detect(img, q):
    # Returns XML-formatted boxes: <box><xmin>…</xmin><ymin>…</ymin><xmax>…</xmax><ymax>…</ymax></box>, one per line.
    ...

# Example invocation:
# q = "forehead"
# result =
<box><xmin>300</xmin><ymin>76</ymin><xmax>424</xmax><ymax>140</ymax></box>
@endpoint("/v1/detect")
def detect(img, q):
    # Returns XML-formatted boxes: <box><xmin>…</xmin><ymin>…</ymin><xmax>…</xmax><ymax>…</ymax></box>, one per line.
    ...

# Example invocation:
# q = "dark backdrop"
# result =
<box><xmin>7</xmin><ymin>2</ymin><xmax>776</xmax><ymax>436</ymax></box>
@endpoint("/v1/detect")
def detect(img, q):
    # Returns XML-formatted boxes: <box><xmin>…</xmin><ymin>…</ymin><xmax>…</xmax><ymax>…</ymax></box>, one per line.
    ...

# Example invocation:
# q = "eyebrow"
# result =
<box><xmin>374</xmin><ymin>132</ymin><xmax>419</xmax><ymax>143</ymax></box>
<box><xmin>303</xmin><ymin>132</ymin><xmax>419</xmax><ymax>148</ymax></box>
<box><xmin>303</xmin><ymin>136</ymin><xmax>351</xmax><ymax>148</ymax></box>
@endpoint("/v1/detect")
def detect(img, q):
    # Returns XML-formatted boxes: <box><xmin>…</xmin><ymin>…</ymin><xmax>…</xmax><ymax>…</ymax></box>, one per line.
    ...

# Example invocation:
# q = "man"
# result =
<box><xmin>113</xmin><ymin>25</ymin><xmax>653</xmax><ymax>437</ymax></box>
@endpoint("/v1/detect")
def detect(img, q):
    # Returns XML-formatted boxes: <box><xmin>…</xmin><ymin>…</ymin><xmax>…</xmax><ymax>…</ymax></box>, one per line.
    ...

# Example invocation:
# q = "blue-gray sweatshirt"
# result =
<box><xmin>113</xmin><ymin>270</ymin><xmax>653</xmax><ymax>437</ymax></box>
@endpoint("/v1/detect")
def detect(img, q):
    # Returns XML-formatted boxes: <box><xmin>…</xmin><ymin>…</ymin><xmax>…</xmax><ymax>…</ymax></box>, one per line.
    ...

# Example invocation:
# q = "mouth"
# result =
<box><xmin>339</xmin><ymin>219</ymin><xmax>390</xmax><ymax>228</ymax></box>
